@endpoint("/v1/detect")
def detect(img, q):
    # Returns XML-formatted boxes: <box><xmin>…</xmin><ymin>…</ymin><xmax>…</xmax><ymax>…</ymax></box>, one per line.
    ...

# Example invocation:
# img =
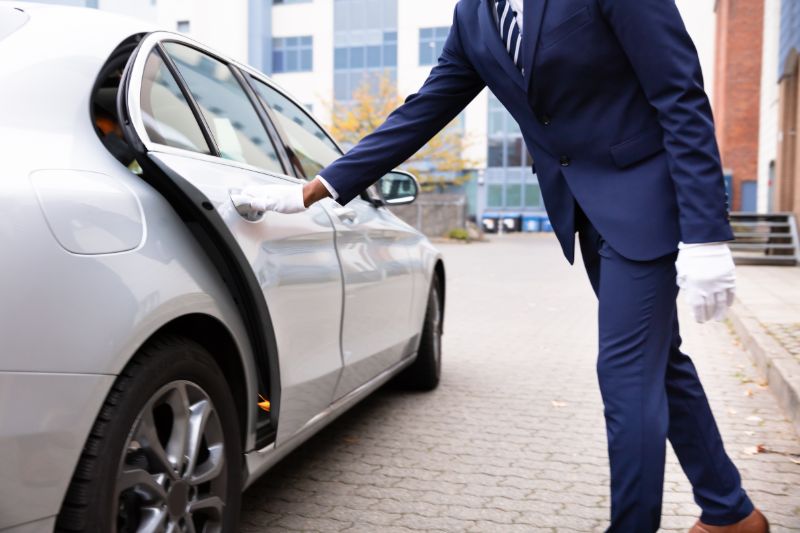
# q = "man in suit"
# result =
<box><xmin>242</xmin><ymin>0</ymin><xmax>769</xmax><ymax>530</ymax></box>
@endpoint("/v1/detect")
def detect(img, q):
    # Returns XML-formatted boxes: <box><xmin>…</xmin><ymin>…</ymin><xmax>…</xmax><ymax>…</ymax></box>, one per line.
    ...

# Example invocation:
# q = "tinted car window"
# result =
<box><xmin>252</xmin><ymin>80</ymin><xmax>341</xmax><ymax>178</ymax></box>
<box><xmin>140</xmin><ymin>50</ymin><xmax>211</xmax><ymax>154</ymax></box>
<box><xmin>163</xmin><ymin>43</ymin><xmax>283</xmax><ymax>174</ymax></box>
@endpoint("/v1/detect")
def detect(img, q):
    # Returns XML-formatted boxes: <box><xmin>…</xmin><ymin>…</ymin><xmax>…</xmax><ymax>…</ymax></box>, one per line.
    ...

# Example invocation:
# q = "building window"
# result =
<box><xmin>525</xmin><ymin>182</ymin><xmax>541</xmax><ymax>207</ymax></box>
<box><xmin>334</xmin><ymin>0</ymin><xmax>398</xmax><ymax>101</ymax></box>
<box><xmin>272</xmin><ymin>36</ymin><xmax>313</xmax><ymax>73</ymax></box>
<box><xmin>487</xmin><ymin>184</ymin><xmax>504</xmax><ymax>208</ymax></box>
<box><xmin>274</xmin><ymin>0</ymin><xmax>312</xmax><ymax>4</ymax></box>
<box><xmin>419</xmin><ymin>27</ymin><xmax>449</xmax><ymax>66</ymax></box>
<box><xmin>505</xmin><ymin>183</ymin><xmax>522</xmax><ymax>207</ymax></box>
<box><xmin>485</xmin><ymin>93</ymin><xmax>540</xmax><ymax>211</ymax></box>
<box><xmin>176</xmin><ymin>20</ymin><xmax>190</xmax><ymax>33</ymax></box>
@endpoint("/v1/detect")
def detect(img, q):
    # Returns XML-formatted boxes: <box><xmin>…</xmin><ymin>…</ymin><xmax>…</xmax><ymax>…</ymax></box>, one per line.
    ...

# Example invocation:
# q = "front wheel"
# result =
<box><xmin>56</xmin><ymin>336</ymin><xmax>242</xmax><ymax>533</ymax></box>
<box><xmin>397</xmin><ymin>276</ymin><xmax>443</xmax><ymax>391</ymax></box>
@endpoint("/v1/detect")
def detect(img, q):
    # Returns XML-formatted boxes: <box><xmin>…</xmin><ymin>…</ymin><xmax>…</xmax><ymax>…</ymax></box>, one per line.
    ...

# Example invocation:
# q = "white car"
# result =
<box><xmin>0</xmin><ymin>4</ymin><xmax>445</xmax><ymax>532</ymax></box>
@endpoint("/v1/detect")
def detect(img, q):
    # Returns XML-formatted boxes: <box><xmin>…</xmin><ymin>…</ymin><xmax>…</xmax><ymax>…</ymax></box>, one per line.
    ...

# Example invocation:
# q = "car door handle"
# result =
<box><xmin>333</xmin><ymin>206</ymin><xmax>357</xmax><ymax>223</ymax></box>
<box><xmin>229</xmin><ymin>189</ymin><xmax>266</xmax><ymax>222</ymax></box>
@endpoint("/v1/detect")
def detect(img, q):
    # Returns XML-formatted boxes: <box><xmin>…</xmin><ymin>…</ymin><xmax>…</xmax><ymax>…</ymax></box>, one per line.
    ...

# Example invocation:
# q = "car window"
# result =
<box><xmin>162</xmin><ymin>42</ymin><xmax>284</xmax><ymax>174</ymax></box>
<box><xmin>139</xmin><ymin>50</ymin><xmax>211</xmax><ymax>154</ymax></box>
<box><xmin>251</xmin><ymin>80</ymin><xmax>341</xmax><ymax>179</ymax></box>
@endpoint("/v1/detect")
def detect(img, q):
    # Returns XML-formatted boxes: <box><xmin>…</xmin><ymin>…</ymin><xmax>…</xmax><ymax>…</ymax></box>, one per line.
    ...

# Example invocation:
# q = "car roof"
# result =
<box><xmin>0</xmin><ymin>3</ymin><xmax>157</xmax><ymax>171</ymax></box>
<box><xmin>0</xmin><ymin>2</ymin><xmax>340</xmax><ymax>172</ymax></box>
<box><xmin>5</xmin><ymin>1</ymin><xmax>155</xmax><ymax>38</ymax></box>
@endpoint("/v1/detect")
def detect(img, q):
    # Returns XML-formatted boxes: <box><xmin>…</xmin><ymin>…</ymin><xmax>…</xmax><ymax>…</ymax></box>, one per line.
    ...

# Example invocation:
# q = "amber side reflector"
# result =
<box><xmin>258</xmin><ymin>394</ymin><xmax>271</xmax><ymax>413</ymax></box>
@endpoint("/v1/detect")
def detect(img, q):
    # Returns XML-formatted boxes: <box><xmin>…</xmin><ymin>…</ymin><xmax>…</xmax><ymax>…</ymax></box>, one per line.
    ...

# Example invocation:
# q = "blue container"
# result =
<box><xmin>522</xmin><ymin>214</ymin><xmax>542</xmax><ymax>232</ymax></box>
<box><xmin>541</xmin><ymin>217</ymin><xmax>554</xmax><ymax>232</ymax></box>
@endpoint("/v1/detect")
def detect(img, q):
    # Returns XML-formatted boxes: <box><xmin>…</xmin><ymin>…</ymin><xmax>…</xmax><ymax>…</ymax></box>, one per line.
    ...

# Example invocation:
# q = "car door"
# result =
<box><xmin>249</xmin><ymin>79</ymin><xmax>420</xmax><ymax>400</ymax></box>
<box><xmin>121</xmin><ymin>33</ymin><xmax>343</xmax><ymax>446</ymax></box>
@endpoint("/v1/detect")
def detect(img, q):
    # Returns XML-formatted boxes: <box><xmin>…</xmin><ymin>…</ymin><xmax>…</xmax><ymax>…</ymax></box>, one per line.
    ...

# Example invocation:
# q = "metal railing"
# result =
<box><xmin>729</xmin><ymin>212</ymin><xmax>799</xmax><ymax>266</ymax></box>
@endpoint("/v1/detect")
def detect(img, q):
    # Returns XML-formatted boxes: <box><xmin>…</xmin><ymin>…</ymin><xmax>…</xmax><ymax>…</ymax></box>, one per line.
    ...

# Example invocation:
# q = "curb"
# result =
<box><xmin>728</xmin><ymin>299</ymin><xmax>800</xmax><ymax>436</ymax></box>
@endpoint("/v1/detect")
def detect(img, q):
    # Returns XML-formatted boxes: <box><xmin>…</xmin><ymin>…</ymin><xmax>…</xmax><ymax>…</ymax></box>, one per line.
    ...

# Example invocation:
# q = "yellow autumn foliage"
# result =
<box><xmin>328</xmin><ymin>73</ymin><xmax>477</xmax><ymax>191</ymax></box>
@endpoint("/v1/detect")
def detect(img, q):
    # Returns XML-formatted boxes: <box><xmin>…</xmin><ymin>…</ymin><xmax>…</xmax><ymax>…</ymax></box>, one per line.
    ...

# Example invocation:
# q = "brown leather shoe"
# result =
<box><xmin>689</xmin><ymin>509</ymin><xmax>769</xmax><ymax>533</ymax></box>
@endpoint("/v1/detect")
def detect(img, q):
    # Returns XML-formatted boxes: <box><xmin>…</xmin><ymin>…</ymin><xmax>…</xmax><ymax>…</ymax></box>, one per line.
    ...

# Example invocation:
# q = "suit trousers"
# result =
<box><xmin>576</xmin><ymin>215</ymin><xmax>754</xmax><ymax>532</ymax></box>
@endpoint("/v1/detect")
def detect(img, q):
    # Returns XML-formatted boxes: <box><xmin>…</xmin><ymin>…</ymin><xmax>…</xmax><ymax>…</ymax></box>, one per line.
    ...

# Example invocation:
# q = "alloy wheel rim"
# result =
<box><xmin>114</xmin><ymin>380</ymin><xmax>227</xmax><ymax>533</ymax></box>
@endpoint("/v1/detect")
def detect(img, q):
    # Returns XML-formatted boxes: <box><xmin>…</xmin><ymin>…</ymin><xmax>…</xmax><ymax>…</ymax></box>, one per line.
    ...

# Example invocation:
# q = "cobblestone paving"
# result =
<box><xmin>241</xmin><ymin>234</ymin><xmax>800</xmax><ymax>532</ymax></box>
<box><xmin>764</xmin><ymin>322</ymin><xmax>800</xmax><ymax>362</ymax></box>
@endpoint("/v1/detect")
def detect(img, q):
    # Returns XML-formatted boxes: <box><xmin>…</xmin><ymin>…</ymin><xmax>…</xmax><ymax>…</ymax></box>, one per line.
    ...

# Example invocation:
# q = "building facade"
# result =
<box><xmin>757</xmin><ymin>0</ymin><xmax>781</xmax><ymax>213</ymax></box>
<box><xmin>774</xmin><ymin>0</ymin><xmax>800</xmax><ymax>221</ymax></box>
<box><xmin>714</xmin><ymin>0</ymin><xmax>766</xmax><ymax>212</ymax></box>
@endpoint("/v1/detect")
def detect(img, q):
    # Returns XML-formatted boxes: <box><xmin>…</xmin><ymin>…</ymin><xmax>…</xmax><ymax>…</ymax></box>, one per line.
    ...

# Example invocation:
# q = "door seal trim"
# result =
<box><xmin>115</xmin><ymin>32</ymin><xmax>282</xmax><ymax>449</ymax></box>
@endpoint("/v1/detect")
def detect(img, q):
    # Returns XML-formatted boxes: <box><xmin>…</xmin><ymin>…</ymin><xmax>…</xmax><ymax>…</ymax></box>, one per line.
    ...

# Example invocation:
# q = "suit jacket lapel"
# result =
<box><xmin>522</xmin><ymin>0</ymin><xmax>547</xmax><ymax>92</ymax></box>
<box><xmin>478</xmin><ymin>0</ymin><xmax>526</xmax><ymax>91</ymax></box>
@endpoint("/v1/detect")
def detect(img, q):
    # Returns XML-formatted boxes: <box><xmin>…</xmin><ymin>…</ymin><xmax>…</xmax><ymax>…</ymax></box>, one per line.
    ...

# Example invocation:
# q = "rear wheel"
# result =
<box><xmin>397</xmin><ymin>276</ymin><xmax>443</xmax><ymax>391</ymax></box>
<box><xmin>56</xmin><ymin>336</ymin><xmax>242</xmax><ymax>533</ymax></box>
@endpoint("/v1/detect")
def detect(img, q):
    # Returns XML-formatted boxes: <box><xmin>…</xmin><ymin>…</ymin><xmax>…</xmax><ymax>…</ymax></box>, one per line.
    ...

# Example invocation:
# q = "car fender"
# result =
<box><xmin>1</xmin><ymin>157</ymin><xmax>263</xmax><ymax>433</ymax></box>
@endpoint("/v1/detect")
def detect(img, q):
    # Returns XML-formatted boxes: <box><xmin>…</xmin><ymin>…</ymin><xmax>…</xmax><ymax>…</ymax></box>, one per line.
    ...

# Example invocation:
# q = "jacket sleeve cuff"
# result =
<box><xmin>680</xmin><ymin>221</ymin><xmax>735</xmax><ymax>245</ymax></box>
<box><xmin>316</xmin><ymin>175</ymin><xmax>339</xmax><ymax>200</ymax></box>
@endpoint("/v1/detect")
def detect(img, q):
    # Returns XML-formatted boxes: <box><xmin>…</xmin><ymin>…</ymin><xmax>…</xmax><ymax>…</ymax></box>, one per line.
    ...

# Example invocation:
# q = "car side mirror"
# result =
<box><xmin>377</xmin><ymin>170</ymin><xmax>419</xmax><ymax>206</ymax></box>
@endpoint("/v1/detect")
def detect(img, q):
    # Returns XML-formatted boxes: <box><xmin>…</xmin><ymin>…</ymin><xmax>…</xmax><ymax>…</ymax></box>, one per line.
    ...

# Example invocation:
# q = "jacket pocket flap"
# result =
<box><xmin>610</xmin><ymin>130</ymin><xmax>664</xmax><ymax>168</ymax></box>
<box><xmin>540</xmin><ymin>6</ymin><xmax>591</xmax><ymax>49</ymax></box>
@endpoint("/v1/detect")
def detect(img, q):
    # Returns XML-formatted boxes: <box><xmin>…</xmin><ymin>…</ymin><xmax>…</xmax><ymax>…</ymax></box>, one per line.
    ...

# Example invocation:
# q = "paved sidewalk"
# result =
<box><xmin>729</xmin><ymin>265</ymin><xmax>800</xmax><ymax>434</ymax></box>
<box><xmin>241</xmin><ymin>234</ymin><xmax>800</xmax><ymax>532</ymax></box>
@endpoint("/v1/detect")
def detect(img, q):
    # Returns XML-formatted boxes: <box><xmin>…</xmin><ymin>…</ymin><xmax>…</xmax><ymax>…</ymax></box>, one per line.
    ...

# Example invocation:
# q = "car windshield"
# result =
<box><xmin>0</xmin><ymin>7</ymin><xmax>29</xmax><ymax>42</ymax></box>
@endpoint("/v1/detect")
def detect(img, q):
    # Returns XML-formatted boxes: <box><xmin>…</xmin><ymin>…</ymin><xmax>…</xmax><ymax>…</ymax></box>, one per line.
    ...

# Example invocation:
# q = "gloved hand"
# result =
<box><xmin>675</xmin><ymin>242</ymin><xmax>736</xmax><ymax>323</ymax></box>
<box><xmin>234</xmin><ymin>184</ymin><xmax>307</xmax><ymax>215</ymax></box>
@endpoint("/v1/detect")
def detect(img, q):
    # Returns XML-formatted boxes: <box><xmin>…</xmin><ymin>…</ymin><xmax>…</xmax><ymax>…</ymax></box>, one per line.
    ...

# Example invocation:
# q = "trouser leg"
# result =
<box><xmin>578</xmin><ymin>218</ymin><xmax>753</xmax><ymax>530</ymax></box>
<box><xmin>595</xmin><ymin>241</ymin><xmax>676</xmax><ymax>531</ymax></box>
<box><xmin>666</xmin><ymin>317</ymin><xmax>754</xmax><ymax>525</ymax></box>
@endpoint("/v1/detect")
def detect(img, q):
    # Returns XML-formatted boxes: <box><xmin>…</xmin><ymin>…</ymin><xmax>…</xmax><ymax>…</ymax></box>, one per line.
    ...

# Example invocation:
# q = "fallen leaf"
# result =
<box><xmin>727</xmin><ymin>408</ymin><xmax>738</xmax><ymax>415</ymax></box>
<box><xmin>746</xmin><ymin>431</ymin><xmax>755</xmax><ymax>436</ymax></box>
<box><xmin>791</xmin><ymin>458</ymin><xmax>800</xmax><ymax>465</ymax></box>
<box><xmin>551</xmin><ymin>400</ymin><xmax>568</xmax><ymax>408</ymax></box>
<box><xmin>342</xmin><ymin>435</ymin><xmax>359</xmax><ymax>444</ymax></box>
<box><xmin>746</xmin><ymin>415</ymin><xmax>763</xmax><ymax>423</ymax></box>
<box><xmin>744</xmin><ymin>389</ymin><xmax>753</xmax><ymax>397</ymax></box>
<box><xmin>744</xmin><ymin>444</ymin><xmax>767</xmax><ymax>455</ymax></box>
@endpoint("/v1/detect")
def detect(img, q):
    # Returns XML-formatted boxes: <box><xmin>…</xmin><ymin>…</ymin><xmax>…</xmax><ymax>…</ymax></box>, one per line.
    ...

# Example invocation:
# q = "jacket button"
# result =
<box><xmin>542</xmin><ymin>114</ymin><xmax>552</xmax><ymax>126</ymax></box>
<box><xmin>560</xmin><ymin>156</ymin><xmax>571</xmax><ymax>167</ymax></box>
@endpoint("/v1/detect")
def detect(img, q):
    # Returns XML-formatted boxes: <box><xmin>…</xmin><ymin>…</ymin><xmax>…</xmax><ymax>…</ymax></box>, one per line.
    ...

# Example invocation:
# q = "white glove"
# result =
<box><xmin>234</xmin><ymin>184</ymin><xmax>307</xmax><ymax>215</ymax></box>
<box><xmin>675</xmin><ymin>242</ymin><xmax>736</xmax><ymax>323</ymax></box>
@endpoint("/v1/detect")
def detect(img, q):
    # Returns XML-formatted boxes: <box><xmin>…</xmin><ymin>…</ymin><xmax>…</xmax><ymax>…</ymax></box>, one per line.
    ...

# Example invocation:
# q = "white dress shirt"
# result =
<box><xmin>508</xmin><ymin>0</ymin><xmax>524</xmax><ymax>31</ymax></box>
<box><xmin>316</xmin><ymin>175</ymin><xmax>339</xmax><ymax>200</ymax></box>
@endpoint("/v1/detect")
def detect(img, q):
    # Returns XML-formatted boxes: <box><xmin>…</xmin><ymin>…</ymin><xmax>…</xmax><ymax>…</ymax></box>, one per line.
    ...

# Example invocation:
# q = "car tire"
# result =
<box><xmin>397</xmin><ymin>276</ymin><xmax>443</xmax><ymax>391</ymax></box>
<box><xmin>56</xmin><ymin>335</ymin><xmax>242</xmax><ymax>533</ymax></box>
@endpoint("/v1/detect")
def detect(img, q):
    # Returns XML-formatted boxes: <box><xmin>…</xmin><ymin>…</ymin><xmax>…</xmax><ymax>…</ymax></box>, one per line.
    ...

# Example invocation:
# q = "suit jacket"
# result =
<box><xmin>319</xmin><ymin>0</ymin><xmax>734</xmax><ymax>263</ymax></box>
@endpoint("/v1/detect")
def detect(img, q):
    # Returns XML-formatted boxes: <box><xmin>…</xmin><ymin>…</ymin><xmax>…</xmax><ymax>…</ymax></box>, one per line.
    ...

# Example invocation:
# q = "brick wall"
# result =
<box><xmin>714</xmin><ymin>0</ymin><xmax>765</xmax><ymax>210</ymax></box>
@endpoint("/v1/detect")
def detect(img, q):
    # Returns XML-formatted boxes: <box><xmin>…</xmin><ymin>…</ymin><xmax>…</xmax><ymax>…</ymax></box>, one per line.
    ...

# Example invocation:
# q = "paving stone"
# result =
<box><xmin>241</xmin><ymin>235</ymin><xmax>800</xmax><ymax>531</ymax></box>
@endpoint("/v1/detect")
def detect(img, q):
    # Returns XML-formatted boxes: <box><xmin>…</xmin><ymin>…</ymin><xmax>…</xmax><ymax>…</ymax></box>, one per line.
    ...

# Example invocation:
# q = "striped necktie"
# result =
<box><xmin>495</xmin><ymin>0</ymin><xmax>524</xmax><ymax>72</ymax></box>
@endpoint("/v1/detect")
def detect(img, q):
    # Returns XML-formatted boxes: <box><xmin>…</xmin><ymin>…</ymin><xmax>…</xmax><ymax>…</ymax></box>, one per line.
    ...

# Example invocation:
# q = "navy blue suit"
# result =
<box><xmin>320</xmin><ymin>0</ymin><xmax>752</xmax><ymax>529</ymax></box>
